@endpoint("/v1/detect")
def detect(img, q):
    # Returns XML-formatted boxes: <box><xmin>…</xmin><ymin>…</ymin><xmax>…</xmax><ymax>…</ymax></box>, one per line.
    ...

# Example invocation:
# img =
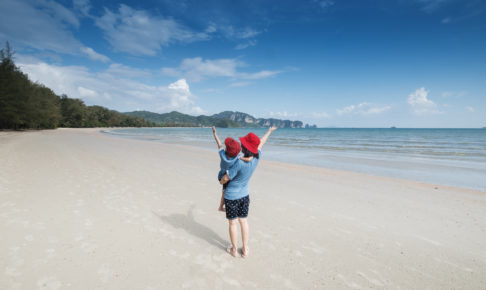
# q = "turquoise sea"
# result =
<box><xmin>102</xmin><ymin>128</ymin><xmax>486</xmax><ymax>191</ymax></box>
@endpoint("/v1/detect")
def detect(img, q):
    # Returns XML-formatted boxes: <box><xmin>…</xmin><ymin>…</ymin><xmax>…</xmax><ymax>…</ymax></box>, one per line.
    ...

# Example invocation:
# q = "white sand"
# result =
<box><xmin>1</xmin><ymin>128</ymin><xmax>485</xmax><ymax>289</ymax></box>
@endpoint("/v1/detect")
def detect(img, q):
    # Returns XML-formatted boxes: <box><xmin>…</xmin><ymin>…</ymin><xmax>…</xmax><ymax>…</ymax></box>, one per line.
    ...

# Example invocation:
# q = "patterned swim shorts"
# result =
<box><xmin>224</xmin><ymin>195</ymin><xmax>250</xmax><ymax>220</ymax></box>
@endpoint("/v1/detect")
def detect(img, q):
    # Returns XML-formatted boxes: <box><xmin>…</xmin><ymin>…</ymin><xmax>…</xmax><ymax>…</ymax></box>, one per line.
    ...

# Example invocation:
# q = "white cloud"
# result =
<box><xmin>311</xmin><ymin>112</ymin><xmax>332</xmax><ymax>119</ymax></box>
<box><xmin>407</xmin><ymin>87</ymin><xmax>440</xmax><ymax>114</ymax></box>
<box><xmin>441</xmin><ymin>17</ymin><xmax>451</xmax><ymax>24</ymax></box>
<box><xmin>162</xmin><ymin>57</ymin><xmax>283</xmax><ymax>82</ymax></box>
<box><xmin>38</xmin><ymin>0</ymin><xmax>80</xmax><ymax>28</ymax></box>
<box><xmin>104</xmin><ymin>63</ymin><xmax>151</xmax><ymax>79</ymax></box>
<box><xmin>357</xmin><ymin>103</ymin><xmax>392</xmax><ymax>115</ymax></box>
<box><xmin>337</xmin><ymin>103</ymin><xmax>391</xmax><ymax>116</ymax></box>
<box><xmin>235</xmin><ymin>40</ymin><xmax>257</xmax><ymax>50</ymax></box>
<box><xmin>162</xmin><ymin>57</ymin><xmax>238</xmax><ymax>81</ymax></box>
<box><xmin>0</xmin><ymin>0</ymin><xmax>82</xmax><ymax>53</ymax></box>
<box><xmin>337</xmin><ymin>105</ymin><xmax>355</xmax><ymax>115</ymax></box>
<box><xmin>77</xmin><ymin>86</ymin><xmax>97</xmax><ymax>98</ymax></box>
<box><xmin>219</xmin><ymin>26</ymin><xmax>262</xmax><ymax>39</ymax></box>
<box><xmin>17</xmin><ymin>56</ymin><xmax>204</xmax><ymax>115</ymax></box>
<box><xmin>73</xmin><ymin>0</ymin><xmax>91</xmax><ymax>16</ymax></box>
<box><xmin>417</xmin><ymin>0</ymin><xmax>450</xmax><ymax>12</ymax></box>
<box><xmin>95</xmin><ymin>4</ymin><xmax>210</xmax><ymax>56</ymax></box>
<box><xmin>240</xmin><ymin>70</ymin><xmax>283</xmax><ymax>80</ymax></box>
<box><xmin>269</xmin><ymin>111</ymin><xmax>299</xmax><ymax>118</ymax></box>
<box><xmin>80</xmin><ymin>47</ymin><xmax>110</xmax><ymax>63</ymax></box>
<box><xmin>466</xmin><ymin>106</ymin><xmax>475</xmax><ymax>112</ymax></box>
<box><xmin>441</xmin><ymin>91</ymin><xmax>467</xmax><ymax>98</ymax></box>
<box><xmin>313</xmin><ymin>0</ymin><xmax>335</xmax><ymax>9</ymax></box>
<box><xmin>230</xmin><ymin>82</ymin><xmax>251</xmax><ymax>87</ymax></box>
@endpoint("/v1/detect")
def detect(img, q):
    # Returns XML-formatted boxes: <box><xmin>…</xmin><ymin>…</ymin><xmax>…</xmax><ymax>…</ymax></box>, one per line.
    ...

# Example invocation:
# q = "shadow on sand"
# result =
<box><xmin>153</xmin><ymin>205</ymin><xmax>227</xmax><ymax>250</ymax></box>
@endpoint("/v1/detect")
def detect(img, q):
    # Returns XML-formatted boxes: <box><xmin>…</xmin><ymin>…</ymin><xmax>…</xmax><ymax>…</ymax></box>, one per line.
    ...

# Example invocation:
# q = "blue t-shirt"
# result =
<box><xmin>224</xmin><ymin>150</ymin><xmax>261</xmax><ymax>200</ymax></box>
<box><xmin>218</xmin><ymin>148</ymin><xmax>240</xmax><ymax>180</ymax></box>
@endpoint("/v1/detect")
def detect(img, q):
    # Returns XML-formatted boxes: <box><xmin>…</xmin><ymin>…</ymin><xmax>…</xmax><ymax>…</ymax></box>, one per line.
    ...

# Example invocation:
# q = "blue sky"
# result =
<box><xmin>1</xmin><ymin>0</ymin><xmax>485</xmax><ymax>127</ymax></box>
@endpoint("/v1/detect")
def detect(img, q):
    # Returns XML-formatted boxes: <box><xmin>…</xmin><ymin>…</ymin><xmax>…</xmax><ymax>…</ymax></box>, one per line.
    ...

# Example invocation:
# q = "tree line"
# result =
<box><xmin>0</xmin><ymin>42</ymin><xmax>155</xmax><ymax>130</ymax></box>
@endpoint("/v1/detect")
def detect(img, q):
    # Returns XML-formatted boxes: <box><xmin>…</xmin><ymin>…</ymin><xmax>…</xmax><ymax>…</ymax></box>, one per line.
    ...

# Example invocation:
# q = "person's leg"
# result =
<box><xmin>238</xmin><ymin>217</ymin><xmax>249</xmax><ymax>257</ymax></box>
<box><xmin>238</xmin><ymin>195</ymin><xmax>250</xmax><ymax>257</ymax></box>
<box><xmin>228</xmin><ymin>219</ymin><xmax>238</xmax><ymax>256</ymax></box>
<box><xmin>218</xmin><ymin>191</ymin><xmax>225</xmax><ymax>212</ymax></box>
<box><xmin>225</xmin><ymin>198</ymin><xmax>238</xmax><ymax>256</ymax></box>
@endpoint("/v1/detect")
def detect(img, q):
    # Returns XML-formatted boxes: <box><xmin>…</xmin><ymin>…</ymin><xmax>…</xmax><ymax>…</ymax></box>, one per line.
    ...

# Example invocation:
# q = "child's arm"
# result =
<box><xmin>212</xmin><ymin>126</ymin><xmax>223</xmax><ymax>149</ymax></box>
<box><xmin>258</xmin><ymin>126</ymin><xmax>277</xmax><ymax>150</ymax></box>
<box><xmin>219</xmin><ymin>173</ymin><xmax>230</xmax><ymax>184</ymax></box>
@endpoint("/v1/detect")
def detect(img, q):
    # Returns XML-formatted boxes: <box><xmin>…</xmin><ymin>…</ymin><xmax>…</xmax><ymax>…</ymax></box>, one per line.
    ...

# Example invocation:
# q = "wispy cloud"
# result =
<box><xmin>466</xmin><ymin>106</ymin><xmax>475</xmax><ymax>112</ymax></box>
<box><xmin>441</xmin><ymin>17</ymin><xmax>452</xmax><ymax>23</ymax></box>
<box><xmin>230</xmin><ymin>82</ymin><xmax>251</xmax><ymax>87</ymax></box>
<box><xmin>80</xmin><ymin>47</ymin><xmax>110</xmax><ymax>63</ymax></box>
<box><xmin>337</xmin><ymin>105</ymin><xmax>355</xmax><ymax>115</ymax></box>
<box><xmin>73</xmin><ymin>0</ymin><xmax>91</xmax><ymax>17</ymax></box>
<box><xmin>312</xmin><ymin>0</ymin><xmax>335</xmax><ymax>9</ymax></box>
<box><xmin>311</xmin><ymin>112</ymin><xmax>332</xmax><ymax>119</ymax></box>
<box><xmin>17</xmin><ymin>55</ymin><xmax>204</xmax><ymax>115</ymax></box>
<box><xmin>95</xmin><ymin>4</ymin><xmax>211</xmax><ymax>56</ymax></box>
<box><xmin>104</xmin><ymin>63</ymin><xmax>152</xmax><ymax>79</ymax></box>
<box><xmin>161</xmin><ymin>57</ymin><xmax>283</xmax><ymax>82</ymax></box>
<box><xmin>0</xmin><ymin>0</ymin><xmax>81</xmax><ymax>53</ymax></box>
<box><xmin>407</xmin><ymin>87</ymin><xmax>440</xmax><ymax>114</ymax></box>
<box><xmin>417</xmin><ymin>0</ymin><xmax>450</xmax><ymax>12</ymax></box>
<box><xmin>220</xmin><ymin>26</ymin><xmax>261</xmax><ymax>39</ymax></box>
<box><xmin>337</xmin><ymin>103</ymin><xmax>391</xmax><ymax>116</ymax></box>
<box><xmin>162</xmin><ymin>58</ymin><xmax>239</xmax><ymax>81</ymax></box>
<box><xmin>268</xmin><ymin>111</ymin><xmax>299</xmax><ymax>118</ymax></box>
<box><xmin>441</xmin><ymin>90</ymin><xmax>467</xmax><ymax>98</ymax></box>
<box><xmin>38</xmin><ymin>0</ymin><xmax>80</xmax><ymax>28</ymax></box>
<box><xmin>235</xmin><ymin>40</ymin><xmax>257</xmax><ymax>50</ymax></box>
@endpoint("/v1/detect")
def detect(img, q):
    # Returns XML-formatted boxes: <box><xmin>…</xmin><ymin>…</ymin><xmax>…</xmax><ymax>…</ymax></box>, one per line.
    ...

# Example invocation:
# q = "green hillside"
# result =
<box><xmin>125</xmin><ymin>110</ymin><xmax>308</xmax><ymax>128</ymax></box>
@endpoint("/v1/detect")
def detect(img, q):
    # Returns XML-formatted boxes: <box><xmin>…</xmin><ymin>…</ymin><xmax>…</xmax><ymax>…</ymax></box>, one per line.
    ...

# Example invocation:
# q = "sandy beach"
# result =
<box><xmin>1</xmin><ymin>128</ymin><xmax>485</xmax><ymax>289</ymax></box>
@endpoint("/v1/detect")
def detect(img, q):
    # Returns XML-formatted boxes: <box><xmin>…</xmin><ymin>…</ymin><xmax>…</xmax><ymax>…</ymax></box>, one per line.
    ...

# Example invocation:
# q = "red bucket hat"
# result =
<box><xmin>224</xmin><ymin>137</ymin><xmax>241</xmax><ymax>158</ymax></box>
<box><xmin>239</xmin><ymin>132</ymin><xmax>260</xmax><ymax>154</ymax></box>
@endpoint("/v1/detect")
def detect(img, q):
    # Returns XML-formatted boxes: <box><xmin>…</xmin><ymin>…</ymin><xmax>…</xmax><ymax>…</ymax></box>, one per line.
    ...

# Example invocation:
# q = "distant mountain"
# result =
<box><xmin>211</xmin><ymin>111</ymin><xmax>304</xmax><ymax>128</ymax></box>
<box><xmin>124</xmin><ymin>111</ymin><xmax>237</xmax><ymax>127</ymax></box>
<box><xmin>124</xmin><ymin>110</ymin><xmax>313</xmax><ymax>128</ymax></box>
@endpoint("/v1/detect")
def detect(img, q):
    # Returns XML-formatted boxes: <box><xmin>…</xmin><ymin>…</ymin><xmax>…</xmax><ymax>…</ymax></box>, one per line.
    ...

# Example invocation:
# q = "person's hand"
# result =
<box><xmin>212</xmin><ymin>126</ymin><xmax>216</xmax><ymax>134</ymax></box>
<box><xmin>219</xmin><ymin>174</ymin><xmax>230</xmax><ymax>184</ymax></box>
<box><xmin>269</xmin><ymin>126</ymin><xmax>277</xmax><ymax>132</ymax></box>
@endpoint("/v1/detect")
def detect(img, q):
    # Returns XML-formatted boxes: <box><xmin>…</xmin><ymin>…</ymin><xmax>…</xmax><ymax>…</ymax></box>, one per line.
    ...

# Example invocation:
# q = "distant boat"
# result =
<box><xmin>390</xmin><ymin>126</ymin><xmax>397</xmax><ymax>129</ymax></box>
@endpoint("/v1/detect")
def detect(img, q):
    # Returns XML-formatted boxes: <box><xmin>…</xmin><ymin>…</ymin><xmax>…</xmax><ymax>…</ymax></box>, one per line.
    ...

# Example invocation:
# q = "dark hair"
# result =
<box><xmin>241</xmin><ymin>145</ymin><xmax>259</xmax><ymax>159</ymax></box>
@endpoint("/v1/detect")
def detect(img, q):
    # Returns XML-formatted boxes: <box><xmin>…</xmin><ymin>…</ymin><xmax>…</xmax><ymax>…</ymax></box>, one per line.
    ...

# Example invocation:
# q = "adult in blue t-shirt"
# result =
<box><xmin>220</xmin><ymin>126</ymin><xmax>277</xmax><ymax>258</ymax></box>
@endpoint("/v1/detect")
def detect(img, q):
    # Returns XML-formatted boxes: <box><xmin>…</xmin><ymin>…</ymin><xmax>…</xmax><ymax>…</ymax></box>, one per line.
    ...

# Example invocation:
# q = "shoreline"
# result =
<box><xmin>1</xmin><ymin>128</ymin><xmax>485</xmax><ymax>289</ymax></box>
<box><xmin>100</xmin><ymin>127</ymin><xmax>486</xmax><ymax>193</ymax></box>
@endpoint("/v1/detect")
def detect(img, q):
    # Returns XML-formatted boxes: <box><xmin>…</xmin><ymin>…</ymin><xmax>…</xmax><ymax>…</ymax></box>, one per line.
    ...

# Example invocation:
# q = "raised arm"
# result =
<box><xmin>212</xmin><ymin>126</ymin><xmax>222</xmax><ymax>149</ymax></box>
<box><xmin>258</xmin><ymin>126</ymin><xmax>277</xmax><ymax>150</ymax></box>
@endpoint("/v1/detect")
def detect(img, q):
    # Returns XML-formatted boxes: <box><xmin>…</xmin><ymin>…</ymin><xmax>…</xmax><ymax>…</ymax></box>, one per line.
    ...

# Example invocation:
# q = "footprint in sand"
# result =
<box><xmin>270</xmin><ymin>274</ymin><xmax>296</xmax><ymax>289</ymax></box>
<box><xmin>357</xmin><ymin>271</ymin><xmax>385</xmax><ymax>287</ymax></box>
<box><xmin>336</xmin><ymin>274</ymin><xmax>362</xmax><ymax>289</ymax></box>
<box><xmin>84</xmin><ymin>218</ymin><xmax>94</xmax><ymax>228</ymax></box>
<box><xmin>302</xmin><ymin>241</ymin><xmax>327</xmax><ymax>255</ymax></box>
<box><xmin>37</xmin><ymin>276</ymin><xmax>62</xmax><ymax>290</ymax></box>
<box><xmin>5</xmin><ymin>266</ymin><xmax>22</xmax><ymax>277</ymax></box>
<box><xmin>45</xmin><ymin>248</ymin><xmax>56</xmax><ymax>259</ymax></box>
<box><xmin>97</xmin><ymin>264</ymin><xmax>115</xmax><ymax>283</ymax></box>
<box><xmin>81</xmin><ymin>242</ymin><xmax>97</xmax><ymax>253</ymax></box>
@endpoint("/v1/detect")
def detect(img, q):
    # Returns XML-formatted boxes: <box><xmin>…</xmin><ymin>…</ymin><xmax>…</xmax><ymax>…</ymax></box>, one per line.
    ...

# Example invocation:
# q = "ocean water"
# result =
<box><xmin>102</xmin><ymin>128</ymin><xmax>486</xmax><ymax>191</ymax></box>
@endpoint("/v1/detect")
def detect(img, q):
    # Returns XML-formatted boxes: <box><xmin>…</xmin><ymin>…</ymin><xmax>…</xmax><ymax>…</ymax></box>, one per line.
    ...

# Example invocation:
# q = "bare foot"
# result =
<box><xmin>226</xmin><ymin>246</ymin><xmax>237</xmax><ymax>257</ymax></box>
<box><xmin>241</xmin><ymin>247</ymin><xmax>249</xmax><ymax>258</ymax></box>
<box><xmin>218</xmin><ymin>206</ymin><xmax>226</xmax><ymax>212</ymax></box>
